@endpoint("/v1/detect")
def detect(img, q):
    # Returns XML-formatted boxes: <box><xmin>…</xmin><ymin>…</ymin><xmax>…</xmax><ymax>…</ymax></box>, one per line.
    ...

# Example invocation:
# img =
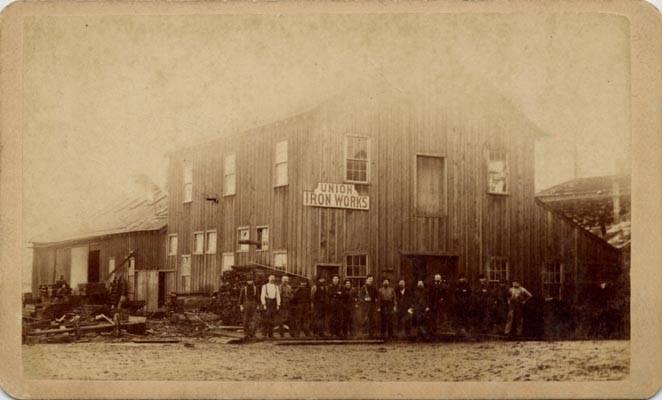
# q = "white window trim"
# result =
<box><xmin>224</xmin><ymin>153</ymin><xmax>237</xmax><ymax>197</ymax></box>
<box><xmin>273</xmin><ymin>250</ymin><xmax>288</xmax><ymax>271</ymax></box>
<box><xmin>414</xmin><ymin>153</ymin><xmax>448</xmax><ymax>217</ymax></box>
<box><xmin>487</xmin><ymin>149</ymin><xmax>510</xmax><ymax>196</ymax></box>
<box><xmin>168</xmin><ymin>234</ymin><xmax>178</xmax><ymax>256</ymax></box>
<box><xmin>205</xmin><ymin>230</ymin><xmax>217</xmax><ymax>255</ymax></box>
<box><xmin>344</xmin><ymin>252</ymin><xmax>369</xmax><ymax>281</ymax></box>
<box><xmin>237</xmin><ymin>226</ymin><xmax>250</xmax><ymax>253</ymax></box>
<box><xmin>274</xmin><ymin>140</ymin><xmax>288</xmax><ymax>188</ymax></box>
<box><xmin>256</xmin><ymin>225</ymin><xmax>269</xmax><ymax>252</ymax></box>
<box><xmin>486</xmin><ymin>256</ymin><xmax>509</xmax><ymax>283</ymax></box>
<box><xmin>192</xmin><ymin>231</ymin><xmax>205</xmax><ymax>255</ymax></box>
<box><xmin>542</xmin><ymin>262</ymin><xmax>564</xmax><ymax>300</ymax></box>
<box><xmin>344</xmin><ymin>135</ymin><xmax>371</xmax><ymax>184</ymax></box>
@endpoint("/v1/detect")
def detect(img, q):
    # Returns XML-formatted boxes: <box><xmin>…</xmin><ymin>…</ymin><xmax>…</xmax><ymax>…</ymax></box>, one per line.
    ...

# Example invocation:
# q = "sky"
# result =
<box><xmin>22</xmin><ymin>12</ymin><xmax>631</xmax><ymax>250</ymax></box>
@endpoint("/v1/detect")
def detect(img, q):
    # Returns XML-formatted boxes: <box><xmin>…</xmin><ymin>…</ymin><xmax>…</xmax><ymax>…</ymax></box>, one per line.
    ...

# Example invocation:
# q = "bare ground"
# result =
<box><xmin>22</xmin><ymin>339</ymin><xmax>629</xmax><ymax>381</ymax></box>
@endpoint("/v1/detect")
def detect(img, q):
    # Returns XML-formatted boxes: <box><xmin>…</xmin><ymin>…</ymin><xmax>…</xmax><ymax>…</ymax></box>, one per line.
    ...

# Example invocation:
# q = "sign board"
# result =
<box><xmin>303</xmin><ymin>183</ymin><xmax>369</xmax><ymax>211</ymax></box>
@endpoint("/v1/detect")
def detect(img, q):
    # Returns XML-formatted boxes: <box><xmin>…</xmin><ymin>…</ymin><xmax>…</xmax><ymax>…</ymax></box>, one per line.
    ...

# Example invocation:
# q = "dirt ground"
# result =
<box><xmin>23</xmin><ymin>339</ymin><xmax>628</xmax><ymax>381</ymax></box>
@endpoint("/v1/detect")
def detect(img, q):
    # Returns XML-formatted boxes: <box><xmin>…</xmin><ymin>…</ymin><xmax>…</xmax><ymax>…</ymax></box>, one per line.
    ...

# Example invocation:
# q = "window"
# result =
<box><xmin>205</xmin><ymin>230</ymin><xmax>217</xmax><ymax>254</ymax></box>
<box><xmin>487</xmin><ymin>256</ymin><xmax>509</xmax><ymax>282</ymax></box>
<box><xmin>543</xmin><ymin>262</ymin><xmax>563</xmax><ymax>300</ymax></box>
<box><xmin>274</xmin><ymin>251</ymin><xmax>287</xmax><ymax>271</ymax></box>
<box><xmin>256</xmin><ymin>226</ymin><xmax>269</xmax><ymax>251</ymax></box>
<box><xmin>108</xmin><ymin>257</ymin><xmax>116</xmax><ymax>276</ymax></box>
<box><xmin>128</xmin><ymin>257</ymin><xmax>136</xmax><ymax>298</ymax></box>
<box><xmin>224</xmin><ymin>154</ymin><xmax>236</xmax><ymax>196</ymax></box>
<box><xmin>237</xmin><ymin>227</ymin><xmax>250</xmax><ymax>252</ymax></box>
<box><xmin>181</xmin><ymin>255</ymin><xmax>191</xmax><ymax>293</ymax></box>
<box><xmin>168</xmin><ymin>234</ymin><xmax>178</xmax><ymax>256</ymax></box>
<box><xmin>488</xmin><ymin>150</ymin><xmax>508</xmax><ymax>194</ymax></box>
<box><xmin>221</xmin><ymin>253</ymin><xmax>235</xmax><ymax>273</ymax></box>
<box><xmin>193</xmin><ymin>232</ymin><xmax>204</xmax><ymax>255</ymax></box>
<box><xmin>183</xmin><ymin>162</ymin><xmax>193</xmax><ymax>203</ymax></box>
<box><xmin>345</xmin><ymin>136</ymin><xmax>370</xmax><ymax>183</ymax></box>
<box><xmin>274</xmin><ymin>140</ymin><xmax>288</xmax><ymax>187</ymax></box>
<box><xmin>345</xmin><ymin>253</ymin><xmax>368</xmax><ymax>288</ymax></box>
<box><xmin>416</xmin><ymin>155</ymin><xmax>446</xmax><ymax>216</ymax></box>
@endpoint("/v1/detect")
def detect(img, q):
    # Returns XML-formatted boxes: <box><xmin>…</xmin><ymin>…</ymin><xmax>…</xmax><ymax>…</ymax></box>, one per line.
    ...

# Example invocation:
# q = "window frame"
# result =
<box><xmin>486</xmin><ymin>256</ymin><xmax>509</xmax><ymax>283</ymax></box>
<box><xmin>256</xmin><ymin>225</ymin><xmax>270</xmax><ymax>252</ymax></box>
<box><xmin>168</xmin><ymin>234</ymin><xmax>178</xmax><ymax>256</ymax></box>
<box><xmin>223</xmin><ymin>153</ymin><xmax>237</xmax><ymax>197</ymax></box>
<box><xmin>414</xmin><ymin>153</ymin><xmax>448</xmax><ymax>217</ymax></box>
<box><xmin>180</xmin><ymin>254</ymin><xmax>192</xmax><ymax>293</ymax></box>
<box><xmin>183</xmin><ymin>161</ymin><xmax>193</xmax><ymax>203</ymax></box>
<box><xmin>192</xmin><ymin>231</ymin><xmax>205</xmax><ymax>255</ymax></box>
<box><xmin>345</xmin><ymin>252</ymin><xmax>369</xmax><ymax>288</ymax></box>
<box><xmin>221</xmin><ymin>252</ymin><xmax>235</xmax><ymax>273</ymax></box>
<box><xmin>344</xmin><ymin>135</ymin><xmax>371</xmax><ymax>184</ymax></box>
<box><xmin>274</xmin><ymin>140</ymin><xmax>288</xmax><ymax>187</ymax></box>
<box><xmin>487</xmin><ymin>149</ymin><xmax>510</xmax><ymax>196</ymax></box>
<box><xmin>205</xmin><ymin>230</ymin><xmax>217</xmax><ymax>255</ymax></box>
<box><xmin>237</xmin><ymin>226</ymin><xmax>250</xmax><ymax>253</ymax></box>
<box><xmin>542</xmin><ymin>261</ymin><xmax>564</xmax><ymax>300</ymax></box>
<box><xmin>273</xmin><ymin>250</ymin><xmax>288</xmax><ymax>272</ymax></box>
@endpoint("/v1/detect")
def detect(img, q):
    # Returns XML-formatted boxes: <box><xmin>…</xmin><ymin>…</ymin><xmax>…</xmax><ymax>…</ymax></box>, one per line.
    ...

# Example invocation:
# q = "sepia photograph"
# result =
<box><xmin>1</xmin><ymin>1</ymin><xmax>660</xmax><ymax>398</ymax></box>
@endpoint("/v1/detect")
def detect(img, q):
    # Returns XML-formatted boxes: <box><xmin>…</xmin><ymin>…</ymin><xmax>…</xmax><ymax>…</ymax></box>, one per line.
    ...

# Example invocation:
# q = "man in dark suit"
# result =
<box><xmin>395</xmin><ymin>279</ymin><xmax>413</xmax><ymax>338</ymax></box>
<box><xmin>310</xmin><ymin>276</ymin><xmax>328</xmax><ymax>336</ymax></box>
<box><xmin>290</xmin><ymin>280</ymin><xmax>312</xmax><ymax>337</ymax></box>
<box><xmin>358</xmin><ymin>275</ymin><xmax>379</xmax><ymax>338</ymax></box>
<box><xmin>238</xmin><ymin>278</ymin><xmax>260</xmax><ymax>339</ymax></box>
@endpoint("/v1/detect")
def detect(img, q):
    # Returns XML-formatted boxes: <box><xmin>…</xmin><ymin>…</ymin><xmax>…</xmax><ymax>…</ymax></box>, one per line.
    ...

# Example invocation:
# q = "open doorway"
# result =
<box><xmin>400</xmin><ymin>253</ymin><xmax>458</xmax><ymax>285</ymax></box>
<box><xmin>315</xmin><ymin>264</ymin><xmax>341</xmax><ymax>282</ymax></box>
<box><xmin>88</xmin><ymin>250</ymin><xmax>100</xmax><ymax>283</ymax></box>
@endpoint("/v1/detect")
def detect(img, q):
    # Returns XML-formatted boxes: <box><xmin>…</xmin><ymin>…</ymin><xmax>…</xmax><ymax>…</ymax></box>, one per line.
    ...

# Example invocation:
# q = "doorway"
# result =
<box><xmin>88</xmin><ymin>250</ymin><xmax>100</xmax><ymax>283</ymax></box>
<box><xmin>315</xmin><ymin>264</ymin><xmax>341</xmax><ymax>282</ymax></box>
<box><xmin>400</xmin><ymin>253</ymin><xmax>458</xmax><ymax>285</ymax></box>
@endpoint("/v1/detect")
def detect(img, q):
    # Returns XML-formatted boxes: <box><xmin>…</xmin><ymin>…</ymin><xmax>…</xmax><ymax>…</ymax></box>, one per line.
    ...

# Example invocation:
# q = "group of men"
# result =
<box><xmin>238</xmin><ymin>272</ymin><xmax>533</xmax><ymax>340</ymax></box>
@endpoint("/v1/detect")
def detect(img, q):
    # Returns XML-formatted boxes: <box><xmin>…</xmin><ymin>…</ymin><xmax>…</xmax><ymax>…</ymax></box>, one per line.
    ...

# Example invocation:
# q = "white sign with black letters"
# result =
<box><xmin>303</xmin><ymin>183</ymin><xmax>369</xmax><ymax>211</ymax></box>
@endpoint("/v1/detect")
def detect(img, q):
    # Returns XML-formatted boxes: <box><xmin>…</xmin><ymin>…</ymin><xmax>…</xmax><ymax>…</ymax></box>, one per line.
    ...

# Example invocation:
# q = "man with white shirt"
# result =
<box><xmin>261</xmin><ymin>275</ymin><xmax>281</xmax><ymax>338</ymax></box>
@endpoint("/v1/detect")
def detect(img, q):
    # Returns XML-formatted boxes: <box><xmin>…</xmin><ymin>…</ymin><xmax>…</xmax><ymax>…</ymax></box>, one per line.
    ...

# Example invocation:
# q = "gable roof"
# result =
<box><xmin>30</xmin><ymin>175</ymin><xmax>167</xmax><ymax>246</ymax></box>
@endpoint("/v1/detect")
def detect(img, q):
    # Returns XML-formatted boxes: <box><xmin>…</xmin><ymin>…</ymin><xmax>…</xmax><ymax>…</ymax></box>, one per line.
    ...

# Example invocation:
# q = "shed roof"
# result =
<box><xmin>31</xmin><ymin>175</ymin><xmax>167</xmax><ymax>247</ymax></box>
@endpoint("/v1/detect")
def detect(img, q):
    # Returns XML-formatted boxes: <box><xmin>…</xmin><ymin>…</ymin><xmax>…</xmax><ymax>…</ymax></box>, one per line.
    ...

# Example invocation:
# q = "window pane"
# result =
<box><xmin>275</xmin><ymin>140</ymin><xmax>288</xmax><ymax>163</ymax></box>
<box><xmin>183</xmin><ymin>183</ymin><xmax>193</xmax><ymax>203</ymax></box>
<box><xmin>222</xmin><ymin>254</ymin><xmax>234</xmax><ymax>272</ymax></box>
<box><xmin>275</xmin><ymin>163</ymin><xmax>288</xmax><ymax>186</ymax></box>
<box><xmin>181</xmin><ymin>256</ymin><xmax>191</xmax><ymax>276</ymax></box>
<box><xmin>238</xmin><ymin>229</ymin><xmax>249</xmax><ymax>252</ymax></box>
<box><xmin>225</xmin><ymin>174</ymin><xmax>236</xmax><ymax>195</ymax></box>
<box><xmin>206</xmin><ymin>232</ymin><xmax>217</xmax><ymax>254</ymax></box>
<box><xmin>108</xmin><ymin>258</ymin><xmax>115</xmax><ymax>275</ymax></box>
<box><xmin>169</xmin><ymin>235</ymin><xmax>178</xmax><ymax>255</ymax></box>
<box><xmin>274</xmin><ymin>253</ymin><xmax>287</xmax><ymax>271</ymax></box>
<box><xmin>488</xmin><ymin>151</ymin><xmax>508</xmax><ymax>193</ymax></box>
<box><xmin>194</xmin><ymin>233</ymin><xmax>204</xmax><ymax>254</ymax></box>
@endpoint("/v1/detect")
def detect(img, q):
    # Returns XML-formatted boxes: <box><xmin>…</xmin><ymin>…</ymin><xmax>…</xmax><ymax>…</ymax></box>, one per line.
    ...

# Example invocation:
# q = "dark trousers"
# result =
<box><xmin>242</xmin><ymin>303</ymin><xmax>257</xmax><ymax>338</ymax></box>
<box><xmin>312</xmin><ymin>303</ymin><xmax>326</xmax><ymax>336</ymax></box>
<box><xmin>329</xmin><ymin>301</ymin><xmax>343</xmax><ymax>336</ymax></box>
<box><xmin>341</xmin><ymin>305</ymin><xmax>354</xmax><ymax>337</ymax></box>
<box><xmin>413</xmin><ymin>310</ymin><xmax>429</xmax><ymax>339</ymax></box>
<box><xmin>505</xmin><ymin>304</ymin><xmax>524</xmax><ymax>336</ymax></box>
<box><xmin>291</xmin><ymin>303</ymin><xmax>311</xmax><ymax>337</ymax></box>
<box><xmin>278</xmin><ymin>302</ymin><xmax>291</xmax><ymax>337</ymax></box>
<box><xmin>380</xmin><ymin>301</ymin><xmax>395</xmax><ymax>339</ymax></box>
<box><xmin>397</xmin><ymin>311</ymin><xmax>412</xmax><ymax>337</ymax></box>
<box><xmin>262</xmin><ymin>298</ymin><xmax>277</xmax><ymax>337</ymax></box>
<box><xmin>363</xmin><ymin>303</ymin><xmax>377</xmax><ymax>337</ymax></box>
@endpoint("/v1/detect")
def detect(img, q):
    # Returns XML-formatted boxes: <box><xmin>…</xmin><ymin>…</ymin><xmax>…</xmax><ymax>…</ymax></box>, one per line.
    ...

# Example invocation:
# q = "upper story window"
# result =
<box><xmin>205</xmin><ymin>230</ymin><xmax>217</xmax><ymax>255</ymax></box>
<box><xmin>224</xmin><ymin>154</ymin><xmax>237</xmax><ymax>196</ymax></box>
<box><xmin>274</xmin><ymin>140</ymin><xmax>288</xmax><ymax>187</ymax></box>
<box><xmin>488</xmin><ymin>150</ymin><xmax>508</xmax><ymax>194</ymax></box>
<box><xmin>543</xmin><ymin>262</ymin><xmax>563</xmax><ymax>300</ymax></box>
<box><xmin>345</xmin><ymin>136</ymin><xmax>370</xmax><ymax>184</ymax></box>
<box><xmin>193</xmin><ymin>232</ymin><xmax>204</xmax><ymax>255</ymax></box>
<box><xmin>487</xmin><ymin>256</ymin><xmax>509</xmax><ymax>283</ymax></box>
<box><xmin>168</xmin><ymin>234</ymin><xmax>178</xmax><ymax>256</ymax></box>
<box><xmin>183</xmin><ymin>162</ymin><xmax>193</xmax><ymax>203</ymax></box>
<box><xmin>415</xmin><ymin>155</ymin><xmax>447</xmax><ymax>217</ymax></box>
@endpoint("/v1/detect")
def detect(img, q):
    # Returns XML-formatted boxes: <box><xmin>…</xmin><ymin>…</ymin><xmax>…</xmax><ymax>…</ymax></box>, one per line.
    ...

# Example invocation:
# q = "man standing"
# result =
<box><xmin>395</xmin><ymin>279</ymin><xmax>412</xmax><ymax>338</ymax></box>
<box><xmin>260</xmin><ymin>275</ymin><xmax>281</xmax><ymax>338</ymax></box>
<box><xmin>341</xmin><ymin>279</ymin><xmax>357</xmax><ymax>338</ymax></box>
<box><xmin>358</xmin><ymin>275</ymin><xmax>379</xmax><ymax>338</ymax></box>
<box><xmin>378</xmin><ymin>278</ymin><xmax>397</xmax><ymax>340</ymax></box>
<box><xmin>290</xmin><ymin>280</ymin><xmax>312</xmax><ymax>337</ymax></box>
<box><xmin>412</xmin><ymin>280</ymin><xmax>430</xmax><ymax>340</ymax></box>
<box><xmin>239</xmin><ymin>278</ymin><xmax>259</xmax><ymax>339</ymax></box>
<box><xmin>504</xmin><ymin>280</ymin><xmax>532</xmax><ymax>338</ymax></box>
<box><xmin>311</xmin><ymin>276</ymin><xmax>328</xmax><ymax>337</ymax></box>
<box><xmin>453</xmin><ymin>274</ymin><xmax>472</xmax><ymax>335</ymax></box>
<box><xmin>278</xmin><ymin>275</ymin><xmax>293</xmax><ymax>338</ymax></box>
<box><xmin>428</xmin><ymin>274</ymin><xmax>447</xmax><ymax>336</ymax></box>
<box><xmin>327</xmin><ymin>275</ymin><xmax>344</xmax><ymax>337</ymax></box>
<box><xmin>473</xmin><ymin>274</ymin><xmax>493</xmax><ymax>334</ymax></box>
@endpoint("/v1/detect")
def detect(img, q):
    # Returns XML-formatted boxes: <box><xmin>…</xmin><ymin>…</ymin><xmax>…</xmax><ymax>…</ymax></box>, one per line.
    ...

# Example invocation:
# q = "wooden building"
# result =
<box><xmin>164</xmin><ymin>78</ymin><xmax>623</xmax><ymax>309</ymax></box>
<box><xmin>30</xmin><ymin>177</ymin><xmax>170</xmax><ymax>311</ymax></box>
